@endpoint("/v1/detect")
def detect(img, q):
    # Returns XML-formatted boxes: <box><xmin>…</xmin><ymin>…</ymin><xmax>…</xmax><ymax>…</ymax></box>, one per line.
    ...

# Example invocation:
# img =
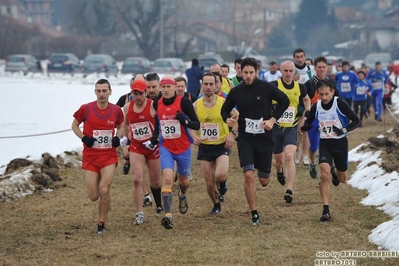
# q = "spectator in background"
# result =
<box><xmin>185</xmin><ymin>58</ymin><xmax>204</xmax><ymax>97</ymax></box>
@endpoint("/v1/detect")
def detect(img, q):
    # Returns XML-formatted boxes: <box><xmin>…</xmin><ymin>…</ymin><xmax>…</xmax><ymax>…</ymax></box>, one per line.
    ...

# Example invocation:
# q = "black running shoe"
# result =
<box><xmin>161</xmin><ymin>216</ymin><xmax>173</xmax><ymax>229</ymax></box>
<box><xmin>320</xmin><ymin>212</ymin><xmax>332</xmax><ymax>222</ymax></box>
<box><xmin>123</xmin><ymin>162</ymin><xmax>130</xmax><ymax>175</ymax></box>
<box><xmin>251</xmin><ymin>213</ymin><xmax>260</xmax><ymax>226</ymax></box>
<box><xmin>209</xmin><ymin>204</ymin><xmax>221</xmax><ymax>215</ymax></box>
<box><xmin>156</xmin><ymin>207</ymin><xmax>163</xmax><ymax>215</ymax></box>
<box><xmin>284</xmin><ymin>189</ymin><xmax>293</xmax><ymax>203</ymax></box>
<box><xmin>277</xmin><ymin>170</ymin><xmax>286</xmax><ymax>186</ymax></box>
<box><xmin>97</xmin><ymin>222</ymin><xmax>106</xmax><ymax>234</ymax></box>
<box><xmin>331</xmin><ymin>166</ymin><xmax>340</xmax><ymax>186</ymax></box>
<box><xmin>309</xmin><ymin>163</ymin><xmax>318</xmax><ymax>179</ymax></box>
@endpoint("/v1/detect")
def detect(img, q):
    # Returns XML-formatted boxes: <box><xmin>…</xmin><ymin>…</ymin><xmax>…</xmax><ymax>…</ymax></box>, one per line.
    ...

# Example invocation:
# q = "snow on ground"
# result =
<box><xmin>1</xmin><ymin>70</ymin><xmax>399</xmax><ymax>252</ymax></box>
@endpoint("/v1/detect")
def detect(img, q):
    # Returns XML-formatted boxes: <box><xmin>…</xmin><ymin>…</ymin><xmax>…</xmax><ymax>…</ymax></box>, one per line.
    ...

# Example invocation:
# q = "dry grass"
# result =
<box><xmin>1</xmin><ymin>111</ymin><xmax>399</xmax><ymax>266</ymax></box>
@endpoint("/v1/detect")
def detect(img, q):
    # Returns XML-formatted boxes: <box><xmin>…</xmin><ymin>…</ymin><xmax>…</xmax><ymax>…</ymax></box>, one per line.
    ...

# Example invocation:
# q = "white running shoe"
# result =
<box><xmin>303</xmin><ymin>156</ymin><xmax>310</xmax><ymax>165</ymax></box>
<box><xmin>134</xmin><ymin>213</ymin><xmax>145</xmax><ymax>225</ymax></box>
<box><xmin>294</xmin><ymin>152</ymin><xmax>301</xmax><ymax>165</ymax></box>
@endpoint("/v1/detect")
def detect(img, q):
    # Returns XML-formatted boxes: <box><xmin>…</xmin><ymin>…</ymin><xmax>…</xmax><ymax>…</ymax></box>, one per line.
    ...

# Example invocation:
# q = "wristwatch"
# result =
<box><xmin>231</xmin><ymin>130</ymin><xmax>237</xmax><ymax>136</ymax></box>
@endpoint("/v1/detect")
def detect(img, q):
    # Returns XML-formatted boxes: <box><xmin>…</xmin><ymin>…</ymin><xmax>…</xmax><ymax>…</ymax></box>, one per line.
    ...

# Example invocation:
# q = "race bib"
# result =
<box><xmin>92</xmin><ymin>130</ymin><xmax>113</xmax><ymax>149</ymax></box>
<box><xmin>131</xmin><ymin>121</ymin><xmax>152</xmax><ymax>141</ymax></box>
<box><xmin>356</xmin><ymin>86</ymin><xmax>367</xmax><ymax>95</ymax></box>
<box><xmin>372</xmin><ymin>81</ymin><xmax>383</xmax><ymax>90</ymax></box>
<box><xmin>277</xmin><ymin>106</ymin><xmax>295</xmax><ymax>124</ymax></box>
<box><xmin>160</xmin><ymin>120</ymin><xmax>181</xmax><ymax>139</ymax></box>
<box><xmin>245</xmin><ymin>118</ymin><xmax>264</xmax><ymax>134</ymax></box>
<box><xmin>319</xmin><ymin>120</ymin><xmax>339</xmax><ymax>139</ymax></box>
<box><xmin>341</xmin><ymin>82</ymin><xmax>351</xmax><ymax>92</ymax></box>
<box><xmin>200</xmin><ymin>123</ymin><xmax>220</xmax><ymax>141</ymax></box>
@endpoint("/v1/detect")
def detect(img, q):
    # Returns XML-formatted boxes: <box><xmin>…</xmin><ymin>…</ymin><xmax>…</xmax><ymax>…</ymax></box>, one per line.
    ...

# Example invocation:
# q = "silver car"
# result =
<box><xmin>153</xmin><ymin>58</ymin><xmax>186</xmax><ymax>75</ymax></box>
<box><xmin>82</xmin><ymin>54</ymin><xmax>118</xmax><ymax>77</ymax></box>
<box><xmin>5</xmin><ymin>54</ymin><xmax>41</xmax><ymax>75</ymax></box>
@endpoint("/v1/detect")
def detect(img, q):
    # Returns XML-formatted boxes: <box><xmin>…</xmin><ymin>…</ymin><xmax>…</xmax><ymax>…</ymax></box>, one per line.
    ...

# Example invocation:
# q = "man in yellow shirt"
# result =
<box><xmin>191</xmin><ymin>72</ymin><xmax>238</xmax><ymax>214</ymax></box>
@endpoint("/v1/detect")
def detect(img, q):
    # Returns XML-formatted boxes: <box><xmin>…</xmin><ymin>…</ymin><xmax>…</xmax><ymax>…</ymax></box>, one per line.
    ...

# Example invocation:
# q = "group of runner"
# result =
<box><xmin>72</xmin><ymin>49</ymin><xmax>362</xmax><ymax>234</ymax></box>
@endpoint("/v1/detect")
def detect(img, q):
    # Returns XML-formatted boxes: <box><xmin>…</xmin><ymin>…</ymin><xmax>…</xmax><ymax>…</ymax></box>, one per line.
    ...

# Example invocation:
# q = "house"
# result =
<box><xmin>0</xmin><ymin>0</ymin><xmax>53</xmax><ymax>27</ymax></box>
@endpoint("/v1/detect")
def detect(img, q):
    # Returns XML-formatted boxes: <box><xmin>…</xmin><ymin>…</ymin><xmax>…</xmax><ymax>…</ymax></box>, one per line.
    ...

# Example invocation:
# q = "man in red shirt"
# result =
<box><xmin>72</xmin><ymin>79</ymin><xmax>124</xmax><ymax>234</ymax></box>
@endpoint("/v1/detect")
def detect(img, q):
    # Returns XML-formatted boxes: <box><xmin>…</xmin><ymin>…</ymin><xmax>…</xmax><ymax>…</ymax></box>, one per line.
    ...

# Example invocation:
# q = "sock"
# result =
<box><xmin>214</xmin><ymin>202</ymin><xmax>221</xmax><ymax>208</ymax></box>
<box><xmin>144</xmin><ymin>193</ymin><xmax>151</xmax><ymax>201</ymax></box>
<box><xmin>179</xmin><ymin>181</ymin><xmax>189</xmax><ymax>196</ymax></box>
<box><xmin>99</xmin><ymin>221</ymin><xmax>105</xmax><ymax>226</ymax></box>
<box><xmin>218</xmin><ymin>181</ymin><xmax>227</xmax><ymax>195</ymax></box>
<box><xmin>162</xmin><ymin>192</ymin><xmax>173</xmax><ymax>213</ymax></box>
<box><xmin>323</xmin><ymin>205</ymin><xmax>330</xmax><ymax>214</ymax></box>
<box><xmin>151</xmin><ymin>186</ymin><xmax>162</xmax><ymax>208</ymax></box>
<box><xmin>137</xmin><ymin>211</ymin><xmax>144</xmax><ymax>217</ymax></box>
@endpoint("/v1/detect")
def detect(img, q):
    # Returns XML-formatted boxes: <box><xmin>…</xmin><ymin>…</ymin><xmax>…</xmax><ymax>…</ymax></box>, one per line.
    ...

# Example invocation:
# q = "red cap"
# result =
<box><xmin>130</xmin><ymin>80</ymin><xmax>147</xmax><ymax>92</ymax></box>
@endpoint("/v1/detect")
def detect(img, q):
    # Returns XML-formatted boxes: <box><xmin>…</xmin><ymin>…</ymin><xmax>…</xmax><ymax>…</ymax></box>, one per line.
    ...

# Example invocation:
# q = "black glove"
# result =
<box><xmin>300</xmin><ymin>124</ymin><xmax>312</xmax><ymax>132</ymax></box>
<box><xmin>82</xmin><ymin>136</ymin><xmax>97</xmax><ymax>147</ymax></box>
<box><xmin>175</xmin><ymin>112</ymin><xmax>187</xmax><ymax>125</ymax></box>
<box><xmin>112</xmin><ymin>136</ymin><xmax>120</xmax><ymax>147</ymax></box>
<box><xmin>150</xmin><ymin>135</ymin><xmax>159</xmax><ymax>145</ymax></box>
<box><xmin>332</xmin><ymin>125</ymin><xmax>345</xmax><ymax>136</ymax></box>
<box><xmin>304</xmin><ymin>110</ymin><xmax>310</xmax><ymax>118</ymax></box>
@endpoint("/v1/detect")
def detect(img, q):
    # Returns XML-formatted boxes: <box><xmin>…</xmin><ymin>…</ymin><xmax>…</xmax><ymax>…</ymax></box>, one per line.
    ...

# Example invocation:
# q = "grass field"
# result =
<box><xmin>1</xmin><ymin>111</ymin><xmax>399</xmax><ymax>265</ymax></box>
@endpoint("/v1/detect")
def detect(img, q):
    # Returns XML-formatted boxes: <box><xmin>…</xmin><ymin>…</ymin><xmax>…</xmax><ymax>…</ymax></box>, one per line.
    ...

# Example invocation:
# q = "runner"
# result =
<box><xmin>153</xmin><ymin>75</ymin><xmax>200</xmax><ymax>229</ymax></box>
<box><xmin>71</xmin><ymin>79</ymin><xmax>124</xmax><ymax>234</ymax></box>
<box><xmin>123</xmin><ymin>79</ymin><xmax>163</xmax><ymax>225</ymax></box>
<box><xmin>191</xmin><ymin>72</ymin><xmax>238</xmax><ymax>214</ymax></box>
<box><xmin>301</xmin><ymin>79</ymin><xmax>360</xmax><ymax>221</ymax></box>
<box><xmin>221</xmin><ymin>57</ymin><xmax>289</xmax><ymax>225</ymax></box>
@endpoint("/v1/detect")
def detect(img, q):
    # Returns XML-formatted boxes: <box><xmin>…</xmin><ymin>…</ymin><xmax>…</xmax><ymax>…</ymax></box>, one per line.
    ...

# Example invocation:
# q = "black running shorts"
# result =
<box><xmin>236</xmin><ymin>136</ymin><xmax>273</xmax><ymax>174</ymax></box>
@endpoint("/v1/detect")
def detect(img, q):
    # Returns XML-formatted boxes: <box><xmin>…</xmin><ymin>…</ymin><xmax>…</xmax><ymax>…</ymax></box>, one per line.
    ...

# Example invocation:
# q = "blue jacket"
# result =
<box><xmin>334</xmin><ymin>70</ymin><xmax>359</xmax><ymax>99</ymax></box>
<box><xmin>185</xmin><ymin>65</ymin><xmax>204</xmax><ymax>96</ymax></box>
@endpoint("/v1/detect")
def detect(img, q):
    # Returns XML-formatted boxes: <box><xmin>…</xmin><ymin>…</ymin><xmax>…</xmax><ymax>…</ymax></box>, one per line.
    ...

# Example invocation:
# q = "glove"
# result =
<box><xmin>304</xmin><ymin>110</ymin><xmax>310</xmax><ymax>118</ymax></box>
<box><xmin>332</xmin><ymin>126</ymin><xmax>345</xmax><ymax>136</ymax></box>
<box><xmin>175</xmin><ymin>112</ymin><xmax>187</xmax><ymax>125</ymax></box>
<box><xmin>120</xmin><ymin>136</ymin><xmax>128</xmax><ymax>147</ymax></box>
<box><xmin>300</xmin><ymin>124</ymin><xmax>312</xmax><ymax>132</ymax></box>
<box><xmin>143</xmin><ymin>140</ymin><xmax>156</xmax><ymax>151</ymax></box>
<box><xmin>112</xmin><ymin>136</ymin><xmax>120</xmax><ymax>147</ymax></box>
<box><xmin>81</xmin><ymin>136</ymin><xmax>97</xmax><ymax>147</ymax></box>
<box><xmin>150</xmin><ymin>135</ymin><xmax>159</xmax><ymax>145</ymax></box>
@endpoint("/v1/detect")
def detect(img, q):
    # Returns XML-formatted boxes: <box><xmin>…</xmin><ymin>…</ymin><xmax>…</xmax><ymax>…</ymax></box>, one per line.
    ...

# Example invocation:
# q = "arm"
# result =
<box><xmin>180</xmin><ymin>97</ymin><xmax>200</xmax><ymax>130</ymax></box>
<box><xmin>71</xmin><ymin>118</ymin><xmax>84</xmax><ymax>140</ymax></box>
<box><xmin>337</xmin><ymin>99</ymin><xmax>360</xmax><ymax>132</ymax></box>
<box><xmin>300</xmin><ymin>83</ymin><xmax>311</xmax><ymax>112</ymax></box>
<box><xmin>221</xmin><ymin>90</ymin><xmax>237</xmax><ymax>123</ymax></box>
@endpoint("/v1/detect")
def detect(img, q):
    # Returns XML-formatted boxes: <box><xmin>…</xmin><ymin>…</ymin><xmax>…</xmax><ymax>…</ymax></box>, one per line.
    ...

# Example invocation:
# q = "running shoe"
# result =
<box><xmin>178</xmin><ymin>190</ymin><xmax>188</xmax><ymax>214</ymax></box>
<box><xmin>294</xmin><ymin>152</ymin><xmax>301</xmax><ymax>165</ymax></box>
<box><xmin>331</xmin><ymin>166</ymin><xmax>340</xmax><ymax>186</ymax></box>
<box><xmin>142</xmin><ymin>196</ymin><xmax>153</xmax><ymax>207</ymax></box>
<box><xmin>320</xmin><ymin>212</ymin><xmax>332</xmax><ymax>222</ymax></box>
<box><xmin>277</xmin><ymin>170</ymin><xmax>286</xmax><ymax>186</ymax></box>
<box><xmin>134</xmin><ymin>213</ymin><xmax>145</xmax><ymax>225</ymax></box>
<box><xmin>209</xmin><ymin>204</ymin><xmax>221</xmax><ymax>215</ymax></box>
<box><xmin>284</xmin><ymin>189</ymin><xmax>293</xmax><ymax>203</ymax></box>
<box><xmin>188</xmin><ymin>171</ymin><xmax>193</xmax><ymax>181</ymax></box>
<box><xmin>156</xmin><ymin>207</ymin><xmax>164</xmax><ymax>215</ymax></box>
<box><xmin>161</xmin><ymin>216</ymin><xmax>173</xmax><ymax>229</ymax></box>
<box><xmin>251</xmin><ymin>213</ymin><xmax>260</xmax><ymax>226</ymax></box>
<box><xmin>97</xmin><ymin>222</ymin><xmax>106</xmax><ymax>234</ymax></box>
<box><xmin>303</xmin><ymin>156</ymin><xmax>310</xmax><ymax>166</ymax></box>
<box><xmin>218</xmin><ymin>195</ymin><xmax>225</xmax><ymax>203</ymax></box>
<box><xmin>309</xmin><ymin>163</ymin><xmax>318</xmax><ymax>179</ymax></box>
<box><xmin>123</xmin><ymin>162</ymin><xmax>130</xmax><ymax>175</ymax></box>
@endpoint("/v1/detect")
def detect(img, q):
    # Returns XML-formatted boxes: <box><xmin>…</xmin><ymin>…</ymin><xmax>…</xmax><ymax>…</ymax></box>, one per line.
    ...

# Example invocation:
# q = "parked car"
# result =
<box><xmin>365</xmin><ymin>53</ymin><xmax>392</xmax><ymax>70</ymax></box>
<box><xmin>82</xmin><ymin>54</ymin><xmax>118</xmax><ymax>76</ymax></box>
<box><xmin>5</xmin><ymin>54</ymin><xmax>41</xmax><ymax>75</ymax></box>
<box><xmin>121</xmin><ymin>57</ymin><xmax>151</xmax><ymax>74</ymax></box>
<box><xmin>198</xmin><ymin>52</ymin><xmax>225</xmax><ymax>72</ymax></box>
<box><xmin>47</xmin><ymin>53</ymin><xmax>80</xmax><ymax>74</ymax></box>
<box><xmin>152</xmin><ymin>57</ymin><xmax>186</xmax><ymax>75</ymax></box>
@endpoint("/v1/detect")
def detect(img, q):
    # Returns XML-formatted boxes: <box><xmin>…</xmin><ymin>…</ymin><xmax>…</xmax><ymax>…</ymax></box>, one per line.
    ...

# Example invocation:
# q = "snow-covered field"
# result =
<box><xmin>0</xmin><ymin>69</ymin><xmax>399</xmax><ymax>252</ymax></box>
